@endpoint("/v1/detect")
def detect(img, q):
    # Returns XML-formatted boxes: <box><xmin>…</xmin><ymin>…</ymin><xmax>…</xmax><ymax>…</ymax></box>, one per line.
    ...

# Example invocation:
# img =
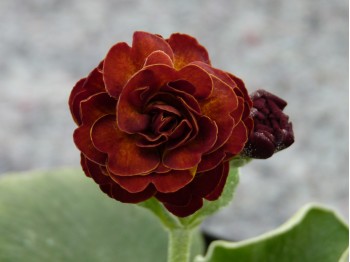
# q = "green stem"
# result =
<box><xmin>167</xmin><ymin>228</ymin><xmax>193</xmax><ymax>262</ymax></box>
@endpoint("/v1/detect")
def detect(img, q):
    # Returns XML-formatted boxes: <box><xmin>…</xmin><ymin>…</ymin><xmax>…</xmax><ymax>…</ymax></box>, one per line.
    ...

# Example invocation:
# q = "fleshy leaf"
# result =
<box><xmin>0</xmin><ymin>169</ymin><xmax>204</xmax><ymax>262</ymax></box>
<box><xmin>195</xmin><ymin>204</ymin><xmax>349</xmax><ymax>262</ymax></box>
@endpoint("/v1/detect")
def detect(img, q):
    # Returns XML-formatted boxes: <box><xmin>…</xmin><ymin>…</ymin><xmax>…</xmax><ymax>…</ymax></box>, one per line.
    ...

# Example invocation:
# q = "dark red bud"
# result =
<box><xmin>243</xmin><ymin>89</ymin><xmax>294</xmax><ymax>159</ymax></box>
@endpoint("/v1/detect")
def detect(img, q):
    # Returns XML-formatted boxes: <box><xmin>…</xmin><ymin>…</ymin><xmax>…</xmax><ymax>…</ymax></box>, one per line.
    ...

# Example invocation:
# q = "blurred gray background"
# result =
<box><xmin>0</xmin><ymin>0</ymin><xmax>348</xmax><ymax>240</ymax></box>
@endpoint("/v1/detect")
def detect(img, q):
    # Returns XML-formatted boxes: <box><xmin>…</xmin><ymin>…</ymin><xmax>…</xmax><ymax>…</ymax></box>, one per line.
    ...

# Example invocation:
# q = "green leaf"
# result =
<box><xmin>195</xmin><ymin>204</ymin><xmax>349</xmax><ymax>262</ymax></box>
<box><xmin>0</xmin><ymin>169</ymin><xmax>204</xmax><ymax>262</ymax></box>
<box><xmin>180</xmin><ymin>167</ymin><xmax>240</xmax><ymax>228</ymax></box>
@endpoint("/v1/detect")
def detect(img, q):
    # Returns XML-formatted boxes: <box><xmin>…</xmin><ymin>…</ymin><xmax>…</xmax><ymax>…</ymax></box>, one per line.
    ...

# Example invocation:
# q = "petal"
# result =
<box><xmin>109</xmin><ymin>173</ymin><xmax>151</xmax><ymax>193</ymax></box>
<box><xmin>73</xmin><ymin>92</ymin><xmax>116</xmax><ymax>164</ymax></box>
<box><xmin>165</xmin><ymin>119</ymin><xmax>193</xmax><ymax>150</ymax></box>
<box><xmin>167</xmin><ymin>33</ymin><xmax>210</xmax><ymax>69</ymax></box>
<box><xmin>228</xmin><ymin>73</ymin><xmax>252</xmax><ymax>107</ymax></box>
<box><xmin>82</xmin><ymin>155</ymin><xmax>112</xmax><ymax>185</ymax></box>
<box><xmin>144</xmin><ymin>50</ymin><xmax>174</xmax><ymax>67</ymax></box>
<box><xmin>84</xmin><ymin>64</ymin><xmax>106</xmax><ymax>93</ymax></box>
<box><xmin>200</xmin><ymin>77</ymin><xmax>238</xmax><ymax>152</ymax></box>
<box><xmin>197</xmin><ymin>149</ymin><xmax>226</xmax><ymax>172</ymax></box>
<box><xmin>153</xmin><ymin>163</ymin><xmax>171</xmax><ymax>173</ymax></box>
<box><xmin>155</xmin><ymin>186</ymin><xmax>192</xmax><ymax>206</ymax></box>
<box><xmin>193</xmin><ymin>61</ymin><xmax>236</xmax><ymax>88</ymax></box>
<box><xmin>73</xmin><ymin>124</ymin><xmax>107</xmax><ymax>164</ymax></box>
<box><xmin>110</xmin><ymin>183</ymin><xmax>155</xmax><ymax>203</ymax></box>
<box><xmin>71</xmin><ymin>67</ymin><xmax>106</xmax><ymax>125</ymax></box>
<box><xmin>223</xmin><ymin>121</ymin><xmax>249</xmax><ymax>159</ymax></box>
<box><xmin>164</xmin><ymin>196</ymin><xmax>203</xmax><ymax>217</ymax></box>
<box><xmin>117</xmin><ymin>65</ymin><xmax>178</xmax><ymax>133</ymax></box>
<box><xmin>205</xmin><ymin>161</ymin><xmax>230</xmax><ymax>201</ymax></box>
<box><xmin>91</xmin><ymin>115</ymin><xmax>160</xmax><ymax>176</ymax></box>
<box><xmin>132</xmin><ymin>31</ymin><xmax>174</xmax><ymax>67</ymax></box>
<box><xmin>99</xmin><ymin>184</ymin><xmax>113</xmax><ymax>198</ymax></box>
<box><xmin>162</xmin><ymin>84</ymin><xmax>202</xmax><ymax>115</ymax></box>
<box><xmin>69</xmin><ymin>78</ymin><xmax>86</xmax><ymax>124</ymax></box>
<box><xmin>230</xmin><ymin>97</ymin><xmax>244</xmax><ymax>122</ymax></box>
<box><xmin>136</xmin><ymin>132</ymin><xmax>167</xmax><ymax>148</ymax></box>
<box><xmin>80</xmin><ymin>153</ymin><xmax>91</xmax><ymax>178</ymax></box>
<box><xmin>178</xmin><ymin>64</ymin><xmax>213</xmax><ymax>99</ymax></box>
<box><xmin>80</xmin><ymin>92</ymin><xmax>116</xmax><ymax>125</ymax></box>
<box><xmin>110</xmin><ymin>166</ymin><xmax>195</xmax><ymax>193</ymax></box>
<box><xmin>192</xmin><ymin>162</ymin><xmax>225</xmax><ymax>197</ymax></box>
<box><xmin>163</xmin><ymin>116</ymin><xmax>218</xmax><ymax>169</ymax></box>
<box><xmin>103</xmin><ymin>42</ymin><xmax>136</xmax><ymax>97</ymax></box>
<box><xmin>151</xmin><ymin>168</ymin><xmax>196</xmax><ymax>193</ymax></box>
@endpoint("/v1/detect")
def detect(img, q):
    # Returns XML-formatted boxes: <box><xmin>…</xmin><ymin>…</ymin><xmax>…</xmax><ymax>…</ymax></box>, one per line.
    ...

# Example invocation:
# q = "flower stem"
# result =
<box><xmin>167</xmin><ymin>227</ymin><xmax>193</xmax><ymax>262</ymax></box>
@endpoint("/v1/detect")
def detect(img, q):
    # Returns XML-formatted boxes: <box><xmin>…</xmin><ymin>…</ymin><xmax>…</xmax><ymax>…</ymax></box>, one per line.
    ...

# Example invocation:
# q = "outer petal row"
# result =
<box><xmin>167</xmin><ymin>33</ymin><xmax>211</xmax><ymax>69</ymax></box>
<box><xmin>155</xmin><ymin>161</ymin><xmax>229</xmax><ymax>217</ymax></box>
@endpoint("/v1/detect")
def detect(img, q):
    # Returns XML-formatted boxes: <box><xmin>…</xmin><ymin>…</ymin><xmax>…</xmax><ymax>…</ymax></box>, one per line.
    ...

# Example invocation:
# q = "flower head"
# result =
<box><xmin>243</xmin><ymin>89</ymin><xmax>294</xmax><ymax>159</ymax></box>
<box><xmin>69</xmin><ymin>32</ymin><xmax>253</xmax><ymax>217</ymax></box>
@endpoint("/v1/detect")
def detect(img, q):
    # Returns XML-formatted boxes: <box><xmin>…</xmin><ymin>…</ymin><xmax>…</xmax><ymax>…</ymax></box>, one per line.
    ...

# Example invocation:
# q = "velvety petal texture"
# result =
<box><xmin>69</xmin><ymin>31</ymin><xmax>253</xmax><ymax>217</ymax></box>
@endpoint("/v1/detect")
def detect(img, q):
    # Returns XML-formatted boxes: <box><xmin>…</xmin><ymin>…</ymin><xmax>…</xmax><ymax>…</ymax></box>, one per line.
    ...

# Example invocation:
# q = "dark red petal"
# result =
<box><xmin>80</xmin><ymin>92</ymin><xmax>116</xmax><ymax>125</ymax></box>
<box><xmin>71</xmin><ymin>67</ymin><xmax>106</xmax><ymax>125</ymax></box>
<box><xmin>91</xmin><ymin>115</ymin><xmax>160</xmax><ymax>176</ymax></box>
<box><xmin>165</xmin><ymin>119</ymin><xmax>192</xmax><ymax>150</ymax></box>
<box><xmin>192</xmin><ymin>162</ymin><xmax>225</xmax><ymax>197</ymax></box>
<box><xmin>178</xmin><ymin>64</ymin><xmax>213</xmax><ymax>99</ymax></box>
<box><xmin>163</xmin><ymin>116</ymin><xmax>218</xmax><ymax>169</ymax></box>
<box><xmin>73</xmin><ymin>93</ymin><xmax>115</xmax><ymax>164</ymax></box>
<box><xmin>153</xmin><ymin>163</ymin><xmax>171</xmax><ymax>173</ymax></box>
<box><xmin>80</xmin><ymin>153</ymin><xmax>91</xmax><ymax>178</ymax></box>
<box><xmin>229</xmin><ymin>73</ymin><xmax>252</xmax><ymax>107</ymax></box>
<box><xmin>162</xmin><ymin>84</ymin><xmax>202</xmax><ymax>115</ymax></box>
<box><xmin>117</xmin><ymin>65</ymin><xmax>178</xmax><ymax>133</ymax></box>
<box><xmin>110</xmin><ymin>183</ymin><xmax>155</xmax><ymax>204</ymax></box>
<box><xmin>167</xmin><ymin>33</ymin><xmax>210</xmax><ymax>69</ymax></box>
<box><xmin>99</xmin><ymin>184</ymin><xmax>113</xmax><ymax>198</ymax></box>
<box><xmin>109</xmin><ymin>173</ymin><xmax>151</xmax><ymax>193</ymax></box>
<box><xmin>82</xmin><ymin>156</ymin><xmax>112</xmax><ymax>185</ymax></box>
<box><xmin>205</xmin><ymin>161</ymin><xmax>230</xmax><ymax>201</ymax></box>
<box><xmin>84</xmin><ymin>64</ymin><xmax>106</xmax><ymax>93</ymax></box>
<box><xmin>73</xmin><ymin>125</ymin><xmax>107</xmax><ymax>164</ymax></box>
<box><xmin>155</xmin><ymin>186</ymin><xmax>192</xmax><ymax>206</ymax></box>
<box><xmin>144</xmin><ymin>50</ymin><xmax>174</xmax><ymax>67</ymax></box>
<box><xmin>200</xmin><ymin>77</ymin><xmax>237</xmax><ymax>152</ymax></box>
<box><xmin>197</xmin><ymin>149</ymin><xmax>226</xmax><ymax>172</ymax></box>
<box><xmin>136</xmin><ymin>132</ymin><xmax>167</xmax><ymax>148</ymax></box>
<box><xmin>230</xmin><ymin>97</ymin><xmax>244</xmax><ymax>122</ymax></box>
<box><xmin>69</xmin><ymin>78</ymin><xmax>86</xmax><ymax>124</ymax></box>
<box><xmin>132</xmin><ymin>31</ymin><xmax>174</xmax><ymax>68</ymax></box>
<box><xmin>192</xmin><ymin>61</ymin><xmax>235</xmax><ymax>87</ymax></box>
<box><xmin>103</xmin><ymin>42</ymin><xmax>135</xmax><ymax>97</ymax></box>
<box><xmin>223</xmin><ymin>121</ymin><xmax>248</xmax><ymax>159</ymax></box>
<box><xmin>151</xmin><ymin>168</ymin><xmax>196</xmax><ymax>193</ymax></box>
<box><xmin>164</xmin><ymin>196</ymin><xmax>203</xmax><ymax>217</ymax></box>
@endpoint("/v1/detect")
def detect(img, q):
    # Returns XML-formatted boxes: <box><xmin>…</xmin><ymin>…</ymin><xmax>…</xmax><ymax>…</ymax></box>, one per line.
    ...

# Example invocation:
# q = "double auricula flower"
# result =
<box><xmin>69</xmin><ymin>31</ymin><xmax>294</xmax><ymax>217</ymax></box>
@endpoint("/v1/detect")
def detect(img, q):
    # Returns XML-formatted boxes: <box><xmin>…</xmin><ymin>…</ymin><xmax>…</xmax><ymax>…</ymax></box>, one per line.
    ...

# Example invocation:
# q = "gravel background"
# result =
<box><xmin>1</xmin><ymin>0</ymin><xmax>348</xmax><ymax>240</ymax></box>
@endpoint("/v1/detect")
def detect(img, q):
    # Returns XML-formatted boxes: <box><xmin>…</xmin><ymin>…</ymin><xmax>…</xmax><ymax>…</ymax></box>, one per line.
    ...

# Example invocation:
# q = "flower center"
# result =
<box><xmin>149</xmin><ymin>103</ymin><xmax>181</xmax><ymax>135</ymax></box>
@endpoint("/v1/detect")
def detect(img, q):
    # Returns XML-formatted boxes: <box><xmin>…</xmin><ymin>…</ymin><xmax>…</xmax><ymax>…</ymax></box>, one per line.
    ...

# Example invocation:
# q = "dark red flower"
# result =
<box><xmin>69</xmin><ymin>31</ymin><xmax>253</xmax><ymax>217</ymax></box>
<box><xmin>243</xmin><ymin>89</ymin><xmax>294</xmax><ymax>159</ymax></box>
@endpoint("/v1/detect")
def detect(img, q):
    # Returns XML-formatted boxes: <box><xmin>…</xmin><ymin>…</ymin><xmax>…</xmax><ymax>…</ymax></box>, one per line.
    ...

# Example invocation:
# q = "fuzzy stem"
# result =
<box><xmin>167</xmin><ymin>228</ymin><xmax>193</xmax><ymax>262</ymax></box>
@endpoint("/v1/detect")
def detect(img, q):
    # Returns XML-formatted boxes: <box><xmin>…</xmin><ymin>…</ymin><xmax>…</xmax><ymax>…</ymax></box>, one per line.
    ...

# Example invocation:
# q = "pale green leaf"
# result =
<box><xmin>195</xmin><ymin>204</ymin><xmax>348</xmax><ymax>262</ymax></box>
<box><xmin>0</xmin><ymin>169</ymin><xmax>204</xmax><ymax>262</ymax></box>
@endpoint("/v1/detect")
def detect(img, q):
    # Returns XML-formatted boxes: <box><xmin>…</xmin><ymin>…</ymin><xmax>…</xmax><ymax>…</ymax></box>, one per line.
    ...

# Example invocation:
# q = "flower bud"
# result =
<box><xmin>243</xmin><ymin>89</ymin><xmax>294</xmax><ymax>159</ymax></box>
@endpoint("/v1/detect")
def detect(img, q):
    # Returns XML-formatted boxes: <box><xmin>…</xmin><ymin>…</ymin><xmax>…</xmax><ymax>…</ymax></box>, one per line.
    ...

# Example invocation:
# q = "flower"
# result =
<box><xmin>243</xmin><ymin>89</ymin><xmax>294</xmax><ymax>159</ymax></box>
<box><xmin>69</xmin><ymin>31</ymin><xmax>253</xmax><ymax>217</ymax></box>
